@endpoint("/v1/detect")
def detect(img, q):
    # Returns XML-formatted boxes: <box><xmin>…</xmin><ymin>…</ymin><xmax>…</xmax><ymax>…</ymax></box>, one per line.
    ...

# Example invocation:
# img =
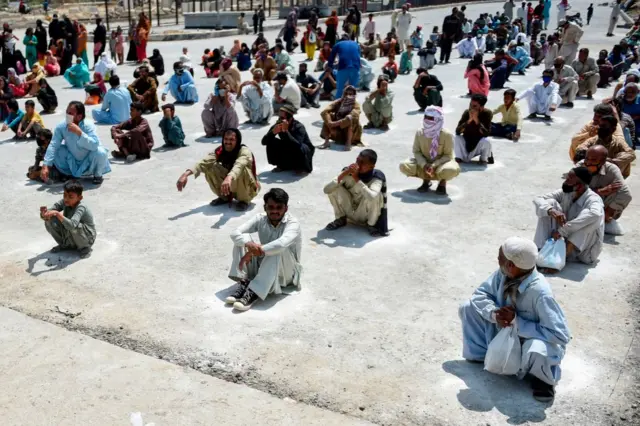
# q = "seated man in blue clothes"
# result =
<box><xmin>458</xmin><ymin>236</ymin><xmax>571</xmax><ymax>403</ymax></box>
<box><xmin>41</xmin><ymin>101</ymin><xmax>111</xmax><ymax>185</ymax></box>
<box><xmin>92</xmin><ymin>75</ymin><xmax>132</xmax><ymax>125</ymax></box>
<box><xmin>161</xmin><ymin>61</ymin><xmax>199</xmax><ymax>105</ymax></box>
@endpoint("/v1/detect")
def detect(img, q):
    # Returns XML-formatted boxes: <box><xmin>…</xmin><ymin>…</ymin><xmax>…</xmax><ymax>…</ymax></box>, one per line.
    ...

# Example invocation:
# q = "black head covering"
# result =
<box><xmin>216</xmin><ymin>128</ymin><xmax>244</xmax><ymax>170</ymax></box>
<box><xmin>573</xmin><ymin>166</ymin><xmax>593</xmax><ymax>186</ymax></box>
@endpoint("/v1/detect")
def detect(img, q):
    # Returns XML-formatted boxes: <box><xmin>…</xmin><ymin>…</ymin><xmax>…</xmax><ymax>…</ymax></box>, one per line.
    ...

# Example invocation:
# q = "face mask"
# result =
<box><xmin>477</xmin><ymin>35</ymin><xmax>482</xmax><ymax>38</ymax></box>
<box><xmin>176</xmin><ymin>69</ymin><xmax>184</xmax><ymax>75</ymax></box>
<box><xmin>65</xmin><ymin>113</ymin><xmax>74</xmax><ymax>124</ymax></box>
<box><xmin>219</xmin><ymin>89</ymin><xmax>226</xmax><ymax>96</ymax></box>
<box><xmin>561</xmin><ymin>183</ymin><xmax>574</xmax><ymax>193</ymax></box>
<box><xmin>542</xmin><ymin>76</ymin><xmax>552</xmax><ymax>83</ymax></box>
<box><xmin>597</xmin><ymin>127</ymin><xmax>611</xmax><ymax>139</ymax></box>
<box><xmin>299</xmin><ymin>70</ymin><xmax>306</xmax><ymax>76</ymax></box>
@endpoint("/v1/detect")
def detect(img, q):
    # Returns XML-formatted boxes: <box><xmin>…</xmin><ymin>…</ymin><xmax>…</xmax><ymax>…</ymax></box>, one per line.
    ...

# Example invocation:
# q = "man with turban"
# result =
<box><xmin>458</xmin><ymin>236</ymin><xmax>571</xmax><ymax>402</ymax></box>
<box><xmin>533</xmin><ymin>166</ymin><xmax>604</xmax><ymax>271</ymax></box>
<box><xmin>399</xmin><ymin>106</ymin><xmax>460</xmax><ymax>195</ymax></box>
<box><xmin>219</xmin><ymin>57</ymin><xmax>242</xmax><ymax>93</ymax></box>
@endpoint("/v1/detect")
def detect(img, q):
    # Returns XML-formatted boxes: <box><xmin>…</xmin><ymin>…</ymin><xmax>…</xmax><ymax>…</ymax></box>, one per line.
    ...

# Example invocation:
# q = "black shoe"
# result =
<box><xmin>233</xmin><ymin>288</ymin><xmax>259</xmax><ymax>311</ymax></box>
<box><xmin>225</xmin><ymin>281</ymin><xmax>248</xmax><ymax>304</ymax></box>
<box><xmin>311</xmin><ymin>102</ymin><xmax>321</xmax><ymax>109</ymax></box>
<box><xmin>416</xmin><ymin>180</ymin><xmax>432</xmax><ymax>193</ymax></box>
<box><xmin>565</xmin><ymin>102</ymin><xmax>574</xmax><ymax>108</ymax></box>
<box><xmin>487</xmin><ymin>154</ymin><xmax>495</xmax><ymax>165</ymax></box>
<box><xmin>518</xmin><ymin>70</ymin><xmax>525</xmax><ymax>75</ymax></box>
<box><xmin>527</xmin><ymin>113</ymin><xmax>537</xmax><ymax>119</ymax></box>
<box><xmin>543</xmin><ymin>114</ymin><xmax>552</xmax><ymax>121</ymax></box>
<box><xmin>531</xmin><ymin>377</ymin><xmax>555</xmax><ymax>402</ymax></box>
<box><xmin>92</xmin><ymin>176</ymin><xmax>104</xmax><ymax>185</ymax></box>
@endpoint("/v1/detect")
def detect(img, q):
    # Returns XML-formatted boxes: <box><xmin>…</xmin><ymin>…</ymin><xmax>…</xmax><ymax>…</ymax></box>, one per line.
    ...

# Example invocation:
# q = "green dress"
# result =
<box><xmin>23</xmin><ymin>35</ymin><xmax>38</xmax><ymax>68</ymax></box>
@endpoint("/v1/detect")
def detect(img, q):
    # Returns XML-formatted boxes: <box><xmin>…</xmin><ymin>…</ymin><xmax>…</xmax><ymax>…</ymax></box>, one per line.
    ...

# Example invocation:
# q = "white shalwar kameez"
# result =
<box><xmin>517</xmin><ymin>82</ymin><xmax>561</xmax><ymax>115</ymax></box>
<box><xmin>459</xmin><ymin>269</ymin><xmax>571</xmax><ymax>386</ymax></box>
<box><xmin>396</xmin><ymin>12</ymin><xmax>412</xmax><ymax>49</ymax></box>
<box><xmin>229</xmin><ymin>212</ymin><xmax>303</xmax><ymax>300</ymax></box>
<box><xmin>324</xmin><ymin>175</ymin><xmax>384</xmax><ymax>227</ymax></box>
<box><xmin>475</xmin><ymin>35</ymin><xmax>486</xmax><ymax>54</ymax></box>
<box><xmin>533</xmin><ymin>188</ymin><xmax>605</xmax><ymax>265</ymax></box>
<box><xmin>553</xmin><ymin>65</ymin><xmax>579</xmax><ymax>103</ymax></box>
<box><xmin>457</xmin><ymin>38</ymin><xmax>478</xmax><ymax>58</ymax></box>
<box><xmin>240</xmin><ymin>81</ymin><xmax>274</xmax><ymax>124</ymax></box>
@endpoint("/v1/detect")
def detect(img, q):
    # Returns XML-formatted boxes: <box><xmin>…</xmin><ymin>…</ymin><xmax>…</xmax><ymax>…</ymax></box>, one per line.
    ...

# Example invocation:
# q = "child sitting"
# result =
<box><xmin>485</xmin><ymin>31</ymin><xmax>496</xmax><ymax>53</ymax></box>
<box><xmin>429</xmin><ymin>26</ymin><xmax>440</xmax><ymax>46</ymax></box>
<box><xmin>158</xmin><ymin>103</ymin><xmax>185</xmax><ymax>148</ymax></box>
<box><xmin>399</xmin><ymin>44</ymin><xmax>414</xmax><ymax>75</ymax></box>
<box><xmin>418</xmin><ymin>41</ymin><xmax>437</xmax><ymax>69</ymax></box>
<box><xmin>27</xmin><ymin>128</ymin><xmax>59</xmax><ymax>181</ymax></box>
<box><xmin>382</xmin><ymin>53</ymin><xmax>398</xmax><ymax>82</ymax></box>
<box><xmin>16</xmin><ymin>99</ymin><xmax>45</xmax><ymax>140</ymax></box>
<box><xmin>40</xmin><ymin>180</ymin><xmax>96</xmax><ymax>258</ymax></box>
<box><xmin>1</xmin><ymin>98</ymin><xmax>24</xmax><ymax>136</ymax></box>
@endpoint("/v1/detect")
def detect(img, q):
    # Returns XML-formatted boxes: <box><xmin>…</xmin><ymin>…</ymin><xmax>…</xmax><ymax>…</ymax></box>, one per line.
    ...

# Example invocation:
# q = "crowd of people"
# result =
<box><xmin>3</xmin><ymin>0</ymin><xmax>635</xmax><ymax>405</ymax></box>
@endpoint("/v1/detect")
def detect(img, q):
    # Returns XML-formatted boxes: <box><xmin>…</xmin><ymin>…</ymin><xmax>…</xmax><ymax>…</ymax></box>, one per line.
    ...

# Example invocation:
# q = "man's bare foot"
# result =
<box><xmin>344</xmin><ymin>142</ymin><xmax>352</xmax><ymax>151</ymax></box>
<box><xmin>538</xmin><ymin>267</ymin><xmax>560</xmax><ymax>274</ymax></box>
<box><xmin>50</xmin><ymin>245</ymin><xmax>64</xmax><ymax>253</ymax></box>
<box><xmin>317</xmin><ymin>141</ymin><xmax>331</xmax><ymax>149</ymax></box>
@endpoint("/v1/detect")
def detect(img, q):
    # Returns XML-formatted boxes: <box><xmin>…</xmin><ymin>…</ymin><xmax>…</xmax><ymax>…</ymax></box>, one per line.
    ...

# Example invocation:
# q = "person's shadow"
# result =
<box><xmin>540</xmin><ymin>261</ymin><xmax>596</xmax><ymax>282</ymax></box>
<box><xmin>442</xmin><ymin>360</ymin><xmax>551</xmax><ymax>425</ymax></box>
<box><xmin>24</xmin><ymin>179</ymin><xmax>102</xmax><ymax>194</ymax></box>
<box><xmin>459</xmin><ymin>162</ymin><xmax>489</xmax><ymax>173</ymax></box>
<box><xmin>391</xmin><ymin>189</ymin><xmax>452</xmax><ymax>205</ymax></box>
<box><xmin>26</xmin><ymin>250</ymin><xmax>81</xmax><ymax>276</ymax></box>
<box><xmin>257</xmin><ymin>170</ymin><xmax>307</xmax><ymax>184</ymax></box>
<box><xmin>195</xmin><ymin>135</ymin><xmax>221</xmax><ymax>144</ymax></box>
<box><xmin>310</xmin><ymin>227</ymin><xmax>377</xmax><ymax>249</ymax></box>
<box><xmin>168</xmin><ymin>202</ymin><xmax>255</xmax><ymax>229</ymax></box>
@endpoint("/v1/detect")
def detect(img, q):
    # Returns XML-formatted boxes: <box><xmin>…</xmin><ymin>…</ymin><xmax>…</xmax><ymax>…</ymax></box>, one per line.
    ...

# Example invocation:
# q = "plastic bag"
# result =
<box><xmin>484</xmin><ymin>322</ymin><xmax>522</xmax><ymax>375</ymax></box>
<box><xmin>536</xmin><ymin>237</ymin><xmax>566</xmax><ymax>271</ymax></box>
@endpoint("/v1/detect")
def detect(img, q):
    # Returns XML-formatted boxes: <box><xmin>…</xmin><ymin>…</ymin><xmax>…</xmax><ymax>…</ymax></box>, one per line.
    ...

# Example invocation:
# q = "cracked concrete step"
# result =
<box><xmin>0</xmin><ymin>307</ymin><xmax>372</xmax><ymax>426</ymax></box>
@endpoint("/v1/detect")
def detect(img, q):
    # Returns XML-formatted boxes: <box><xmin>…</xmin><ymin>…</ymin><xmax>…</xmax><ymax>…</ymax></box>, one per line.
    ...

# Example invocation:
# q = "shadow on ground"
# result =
<box><xmin>257</xmin><ymin>170</ymin><xmax>307</xmax><ymax>184</ymax></box>
<box><xmin>310</xmin><ymin>227</ymin><xmax>376</xmax><ymax>249</ymax></box>
<box><xmin>168</xmin><ymin>202</ymin><xmax>255</xmax><ymax>228</ymax></box>
<box><xmin>442</xmin><ymin>360</ymin><xmax>551</xmax><ymax>425</ymax></box>
<box><xmin>392</xmin><ymin>189</ymin><xmax>452</xmax><ymax>205</ymax></box>
<box><xmin>540</xmin><ymin>261</ymin><xmax>596</xmax><ymax>282</ymax></box>
<box><xmin>26</xmin><ymin>250</ymin><xmax>81</xmax><ymax>276</ymax></box>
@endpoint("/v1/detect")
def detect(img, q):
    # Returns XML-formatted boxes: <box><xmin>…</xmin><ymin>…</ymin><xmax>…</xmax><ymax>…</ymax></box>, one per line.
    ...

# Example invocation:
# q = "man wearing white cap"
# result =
<box><xmin>458</xmin><ymin>236</ymin><xmax>571</xmax><ymax>402</ymax></box>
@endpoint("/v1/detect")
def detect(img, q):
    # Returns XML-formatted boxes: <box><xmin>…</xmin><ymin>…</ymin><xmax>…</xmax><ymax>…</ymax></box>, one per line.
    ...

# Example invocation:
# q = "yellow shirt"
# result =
<box><xmin>412</xmin><ymin>128</ymin><xmax>455</xmax><ymax>168</ymax></box>
<box><xmin>492</xmin><ymin>103</ymin><xmax>523</xmax><ymax>130</ymax></box>
<box><xmin>21</xmin><ymin>111</ymin><xmax>45</xmax><ymax>128</ymax></box>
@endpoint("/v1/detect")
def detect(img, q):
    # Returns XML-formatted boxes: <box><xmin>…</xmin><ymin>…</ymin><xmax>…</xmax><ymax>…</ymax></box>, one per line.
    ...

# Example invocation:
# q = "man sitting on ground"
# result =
<box><xmin>273</xmin><ymin>71</ymin><xmax>301</xmax><ymax>113</ymax></box>
<box><xmin>225</xmin><ymin>188</ymin><xmax>302</xmax><ymax>311</ymax></box>
<box><xmin>40</xmin><ymin>180</ymin><xmax>97</xmax><ymax>258</ymax></box>
<box><xmin>323</xmin><ymin>149</ymin><xmax>389</xmax><ymax>237</ymax></box>
<box><xmin>571</xmin><ymin>48</ymin><xmax>599</xmax><ymax>99</ymax></box>
<box><xmin>110</xmin><ymin>102</ymin><xmax>154</xmax><ymax>163</ymax></box>
<box><xmin>399</xmin><ymin>106</ymin><xmax>460</xmax><ymax>195</ymax></box>
<box><xmin>92</xmin><ymin>75</ymin><xmax>132</xmax><ymax>125</ymax></box>
<box><xmin>41</xmin><ymin>101</ymin><xmax>111</xmax><ymax>185</ymax></box>
<box><xmin>158</xmin><ymin>103</ymin><xmax>185</xmax><ymax>148</ymax></box>
<box><xmin>295</xmin><ymin>63</ymin><xmax>320</xmax><ymax>109</ymax></box>
<box><xmin>491</xmin><ymin>88</ymin><xmax>523</xmax><ymax>141</ymax></box>
<box><xmin>239</xmin><ymin>69</ymin><xmax>274</xmax><ymax>125</ymax></box>
<box><xmin>454</xmin><ymin>94</ymin><xmax>493</xmax><ymax>164</ymax></box>
<box><xmin>261</xmin><ymin>104</ymin><xmax>314</xmax><ymax>174</ymax></box>
<box><xmin>161</xmin><ymin>61</ymin><xmax>198</xmax><ymax>105</ymax></box>
<box><xmin>577</xmin><ymin>145</ymin><xmax>632</xmax><ymax>235</ymax></box>
<box><xmin>569</xmin><ymin>103</ymin><xmax>624</xmax><ymax>161</ymax></box>
<box><xmin>552</xmin><ymin>56</ymin><xmax>579</xmax><ymax>108</ymax></box>
<box><xmin>574</xmin><ymin>115</ymin><xmax>636</xmax><ymax>178</ymax></box>
<box><xmin>517</xmin><ymin>69</ymin><xmax>560</xmax><ymax>120</ymax></box>
<box><xmin>533</xmin><ymin>166</ymin><xmax>604</xmax><ymax>271</ymax></box>
<box><xmin>127</xmin><ymin>65</ymin><xmax>159</xmax><ymax>113</ymax></box>
<box><xmin>459</xmin><ymin>236</ymin><xmax>570</xmax><ymax>402</ymax></box>
<box><xmin>176</xmin><ymin>128</ymin><xmax>259</xmax><ymax>211</ymax></box>
<box><xmin>363</xmin><ymin>75</ymin><xmax>394</xmax><ymax>131</ymax></box>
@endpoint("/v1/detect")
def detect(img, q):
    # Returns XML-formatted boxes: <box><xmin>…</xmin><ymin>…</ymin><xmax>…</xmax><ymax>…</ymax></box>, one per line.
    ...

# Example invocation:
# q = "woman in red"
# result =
<box><xmin>135</xmin><ymin>13</ymin><xmax>151</xmax><ymax>62</ymax></box>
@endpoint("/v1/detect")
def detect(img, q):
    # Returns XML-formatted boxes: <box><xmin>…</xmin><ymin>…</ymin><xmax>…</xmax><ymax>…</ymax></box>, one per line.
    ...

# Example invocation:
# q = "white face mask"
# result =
<box><xmin>65</xmin><ymin>113</ymin><xmax>74</xmax><ymax>124</ymax></box>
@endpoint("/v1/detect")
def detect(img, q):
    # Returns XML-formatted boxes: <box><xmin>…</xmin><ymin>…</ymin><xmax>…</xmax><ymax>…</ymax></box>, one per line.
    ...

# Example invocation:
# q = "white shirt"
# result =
<box><xmin>279</xmin><ymin>79</ymin><xmax>301</xmax><ymax>110</ymax></box>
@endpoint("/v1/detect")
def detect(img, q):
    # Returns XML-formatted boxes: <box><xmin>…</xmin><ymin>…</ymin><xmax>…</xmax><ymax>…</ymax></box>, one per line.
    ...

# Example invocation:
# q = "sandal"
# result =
<box><xmin>210</xmin><ymin>197</ymin><xmax>229</xmax><ymax>206</ymax></box>
<box><xmin>325</xmin><ymin>217</ymin><xmax>347</xmax><ymax>230</ymax></box>
<box><xmin>435</xmin><ymin>184</ymin><xmax>447</xmax><ymax>195</ymax></box>
<box><xmin>317</xmin><ymin>142</ymin><xmax>331</xmax><ymax>149</ymax></box>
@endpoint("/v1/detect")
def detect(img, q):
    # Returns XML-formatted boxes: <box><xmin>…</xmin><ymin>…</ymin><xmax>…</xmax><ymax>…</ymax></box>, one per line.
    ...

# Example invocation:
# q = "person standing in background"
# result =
<box><xmin>93</xmin><ymin>17</ymin><xmax>107</xmax><ymax>66</ymax></box>
<box><xmin>607</xmin><ymin>0</ymin><xmax>622</xmax><ymax>37</ymax></box>
<box><xmin>586</xmin><ymin>3</ymin><xmax>594</xmax><ymax>25</ymax></box>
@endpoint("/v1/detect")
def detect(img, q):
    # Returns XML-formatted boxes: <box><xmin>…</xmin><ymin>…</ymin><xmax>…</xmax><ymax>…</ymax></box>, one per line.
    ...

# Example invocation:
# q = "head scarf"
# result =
<box><xmin>93</xmin><ymin>72</ymin><xmax>107</xmax><ymax>94</ymax></box>
<box><xmin>221</xmin><ymin>58</ymin><xmax>232</xmax><ymax>71</ymax></box>
<box><xmin>7</xmin><ymin>68</ymin><xmax>22</xmax><ymax>84</ymax></box>
<box><xmin>423</xmin><ymin>106</ymin><xmax>444</xmax><ymax>159</ymax></box>
<box><xmin>336</xmin><ymin>85</ymin><xmax>356</xmax><ymax>119</ymax></box>
<box><xmin>95</xmin><ymin>52</ymin><xmax>116</xmax><ymax>77</ymax></box>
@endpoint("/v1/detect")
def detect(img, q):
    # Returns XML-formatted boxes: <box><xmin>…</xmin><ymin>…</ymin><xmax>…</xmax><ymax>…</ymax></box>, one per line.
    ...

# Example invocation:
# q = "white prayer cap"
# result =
<box><xmin>501</xmin><ymin>237</ymin><xmax>538</xmax><ymax>270</ymax></box>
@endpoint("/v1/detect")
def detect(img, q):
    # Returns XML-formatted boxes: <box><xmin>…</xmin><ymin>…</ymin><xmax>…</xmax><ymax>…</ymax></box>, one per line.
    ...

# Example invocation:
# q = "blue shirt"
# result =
<box><xmin>622</xmin><ymin>94</ymin><xmax>640</xmax><ymax>130</ymax></box>
<box><xmin>470</xmin><ymin>269</ymin><xmax>571</xmax><ymax>348</ymax></box>
<box><xmin>327</xmin><ymin>40</ymin><xmax>361</xmax><ymax>70</ymax></box>
<box><xmin>100</xmin><ymin>86</ymin><xmax>132</xmax><ymax>123</ymax></box>
<box><xmin>45</xmin><ymin>120</ymin><xmax>102</xmax><ymax>166</ymax></box>
<box><xmin>5</xmin><ymin>109</ymin><xmax>24</xmax><ymax>129</ymax></box>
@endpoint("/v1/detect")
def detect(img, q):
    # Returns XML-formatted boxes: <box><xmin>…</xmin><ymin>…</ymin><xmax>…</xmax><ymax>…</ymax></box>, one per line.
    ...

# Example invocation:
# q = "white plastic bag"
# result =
<box><xmin>536</xmin><ymin>237</ymin><xmax>566</xmax><ymax>271</ymax></box>
<box><xmin>484</xmin><ymin>322</ymin><xmax>522</xmax><ymax>375</ymax></box>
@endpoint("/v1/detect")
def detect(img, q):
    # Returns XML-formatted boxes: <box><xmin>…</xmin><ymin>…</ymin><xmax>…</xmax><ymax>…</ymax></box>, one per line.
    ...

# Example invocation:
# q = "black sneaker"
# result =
<box><xmin>531</xmin><ymin>377</ymin><xmax>555</xmax><ymax>402</ymax></box>
<box><xmin>543</xmin><ymin>114</ymin><xmax>552</xmax><ymax>121</ymax></box>
<box><xmin>92</xmin><ymin>176</ymin><xmax>104</xmax><ymax>185</ymax></box>
<box><xmin>527</xmin><ymin>113</ymin><xmax>537</xmax><ymax>119</ymax></box>
<box><xmin>225</xmin><ymin>281</ymin><xmax>248</xmax><ymax>304</ymax></box>
<box><xmin>233</xmin><ymin>288</ymin><xmax>259</xmax><ymax>311</ymax></box>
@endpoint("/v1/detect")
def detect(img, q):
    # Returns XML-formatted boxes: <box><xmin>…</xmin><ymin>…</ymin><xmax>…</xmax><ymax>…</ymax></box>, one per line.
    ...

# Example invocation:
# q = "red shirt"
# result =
<box><xmin>527</xmin><ymin>6</ymin><xmax>534</xmax><ymax>21</ymax></box>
